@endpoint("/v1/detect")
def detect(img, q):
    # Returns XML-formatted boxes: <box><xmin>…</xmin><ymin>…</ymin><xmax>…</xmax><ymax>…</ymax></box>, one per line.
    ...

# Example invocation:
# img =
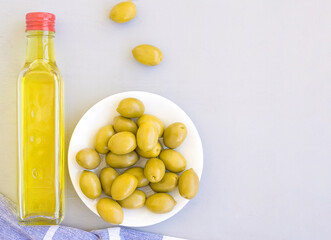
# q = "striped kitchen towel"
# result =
<box><xmin>0</xmin><ymin>193</ymin><xmax>183</xmax><ymax>240</ymax></box>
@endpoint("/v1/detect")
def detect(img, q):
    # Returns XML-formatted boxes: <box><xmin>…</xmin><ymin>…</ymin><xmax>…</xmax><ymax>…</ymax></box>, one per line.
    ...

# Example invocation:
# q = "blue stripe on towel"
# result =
<box><xmin>52</xmin><ymin>225</ymin><xmax>97</xmax><ymax>240</ymax></box>
<box><xmin>120</xmin><ymin>227</ymin><xmax>163</xmax><ymax>240</ymax></box>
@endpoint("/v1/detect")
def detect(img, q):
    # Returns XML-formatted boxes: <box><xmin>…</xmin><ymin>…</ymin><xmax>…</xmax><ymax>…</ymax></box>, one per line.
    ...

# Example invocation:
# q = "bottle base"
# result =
<box><xmin>18</xmin><ymin>214</ymin><xmax>63</xmax><ymax>225</ymax></box>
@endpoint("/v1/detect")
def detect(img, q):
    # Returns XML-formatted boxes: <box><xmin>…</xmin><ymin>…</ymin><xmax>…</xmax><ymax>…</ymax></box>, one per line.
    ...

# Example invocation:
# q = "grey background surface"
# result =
<box><xmin>0</xmin><ymin>0</ymin><xmax>331</xmax><ymax>239</ymax></box>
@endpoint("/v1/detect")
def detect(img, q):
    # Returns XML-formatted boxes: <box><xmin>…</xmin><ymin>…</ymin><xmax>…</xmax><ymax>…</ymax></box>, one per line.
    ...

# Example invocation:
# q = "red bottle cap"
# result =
<box><xmin>26</xmin><ymin>12</ymin><xmax>55</xmax><ymax>32</ymax></box>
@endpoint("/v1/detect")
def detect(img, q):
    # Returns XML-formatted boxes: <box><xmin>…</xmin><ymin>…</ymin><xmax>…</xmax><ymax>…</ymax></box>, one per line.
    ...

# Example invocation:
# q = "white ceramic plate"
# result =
<box><xmin>68</xmin><ymin>91</ymin><xmax>203</xmax><ymax>227</ymax></box>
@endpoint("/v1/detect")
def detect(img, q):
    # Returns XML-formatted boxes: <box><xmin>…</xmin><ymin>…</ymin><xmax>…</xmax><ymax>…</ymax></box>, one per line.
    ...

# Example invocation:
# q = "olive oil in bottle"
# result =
<box><xmin>17</xmin><ymin>12</ymin><xmax>64</xmax><ymax>225</ymax></box>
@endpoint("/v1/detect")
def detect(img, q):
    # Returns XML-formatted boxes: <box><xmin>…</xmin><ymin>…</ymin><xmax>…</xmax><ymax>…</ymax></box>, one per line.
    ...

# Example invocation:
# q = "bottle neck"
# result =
<box><xmin>25</xmin><ymin>30</ymin><xmax>56</xmax><ymax>63</ymax></box>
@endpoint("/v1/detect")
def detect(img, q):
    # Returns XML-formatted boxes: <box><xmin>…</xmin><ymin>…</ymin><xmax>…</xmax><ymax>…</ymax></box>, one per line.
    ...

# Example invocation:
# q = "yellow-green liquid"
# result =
<box><xmin>17</xmin><ymin>31</ymin><xmax>64</xmax><ymax>225</ymax></box>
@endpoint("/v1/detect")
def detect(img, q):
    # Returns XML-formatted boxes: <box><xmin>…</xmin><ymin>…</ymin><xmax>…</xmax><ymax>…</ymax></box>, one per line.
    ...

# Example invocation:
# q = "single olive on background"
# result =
<box><xmin>136</xmin><ymin>122</ymin><xmax>158</xmax><ymax>152</ymax></box>
<box><xmin>109</xmin><ymin>1</ymin><xmax>137</xmax><ymax>23</ymax></box>
<box><xmin>79</xmin><ymin>171</ymin><xmax>101</xmax><ymax>199</ymax></box>
<box><xmin>124</xmin><ymin>167</ymin><xmax>149</xmax><ymax>187</ymax></box>
<box><xmin>106</xmin><ymin>151</ymin><xmax>139</xmax><ymax>168</ymax></box>
<box><xmin>97</xmin><ymin>198</ymin><xmax>123</xmax><ymax>224</ymax></box>
<box><xmin>108</xmin><ymin>131</ymin><xmax>137</xmax><ymax>155</ymax></box>
<box><xmin>132</xmin><ymin>44</ymin><xmax>163</xmax><ymax>66</ymax></box>
<box><xmin>76</xmin><ymin>148</ymin><xmax>101</xmax><ymax>169</ymax></box>
<box><xmin>137</xmin><ymin>114</ymin><xmax>164</xmax><ymax>138</ymax></box>
<box><xmin>117</xmin><ymin>98</ymin><xmax>145</xmax><ymax>118</ymax></box>
<box><xmin>118</xmin><ymin>189</ymin><xmax>146</xmax><ymax>209</ymax></box>
<box><xmin>146</xmin><ymin>193</ymin><xmax>176</xmax><ymax>213</ymax></box>
<box><xmin>113</xmin><ymin>116</ymin><xmax>138</xmax><ymax>134</ymax></box>
<box><xmin>159</xmin><ymin>149</ymin><xmax>187</xmax><ymax>173</ymax></box>
<box><xmin>163</xmin><ymin>122</ymin><xmax>187</xmax><ymax>149</ymax></box>
<box><xmin>136</xmin><ymin>141</ymin><xmax>161</xmax><ymax>159</ymax></box>
<box><xmin>150</xmin><ymin>172</ymin><xmax>178</xmax><ymax>193</ymax></box>
<box><xmin>100</xmin><ymin>167</ymin><xmax>119</xmax><ymax>196</ymax></box>
<box><xmin>95</xmin><ymin>125</ymin><xmax>115</xmax><ymax>154</ymax></box>
<box><xmin>111</xmin><ymin>173</ymin><xmax>138</xmax><ymax>200</ymax></box>
<box><xmin>144</xmin><ymin>158</ymin><xmax>165</xmax><ymax>183</ymax></box>
<box><xmin>178</xmin><ymin>168</ymin><xmax>199</xmax><ymax>199</ymax></box>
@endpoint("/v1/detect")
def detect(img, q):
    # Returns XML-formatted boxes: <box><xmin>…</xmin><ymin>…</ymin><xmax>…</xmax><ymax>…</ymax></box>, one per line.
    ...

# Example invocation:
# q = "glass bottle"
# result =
<box><xmin>17</xmin><ymin>12</ymin><xmax>64</xmax><ymax>225</ymax></box>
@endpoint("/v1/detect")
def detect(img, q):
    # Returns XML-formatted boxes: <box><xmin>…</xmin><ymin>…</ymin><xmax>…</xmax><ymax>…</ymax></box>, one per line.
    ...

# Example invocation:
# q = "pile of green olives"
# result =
<box><xmin>75</xmin><ymin>97</ymin><xmax>200</xmax><ymax>224</ymax></box>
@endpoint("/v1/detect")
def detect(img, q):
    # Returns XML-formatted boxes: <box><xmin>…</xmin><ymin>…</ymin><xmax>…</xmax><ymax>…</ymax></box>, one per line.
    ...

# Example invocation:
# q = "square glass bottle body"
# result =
<box><xmin>17</xmin><ymin>30</ymin><xmax>64</xmax><ymax>225</ymax></box>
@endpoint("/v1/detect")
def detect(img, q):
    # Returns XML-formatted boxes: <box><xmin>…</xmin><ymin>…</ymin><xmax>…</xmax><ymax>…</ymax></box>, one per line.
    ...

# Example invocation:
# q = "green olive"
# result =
<box><xmin>137</xmin><ymin>114</ymin><xmax>164</xmax><ymax>138</ymax></box>
<box><xmin>113</xmin><ymin>116</ymin><xmax>138</xmax><ymax>134</ymax></box>
<box><xmin>123</xmin><ymin>167</ymin><xmax>149</xmax><ymax>187</ymax></box>
<box><xmin>109</xmin><ymin>1</ymin><xmax>137</xmax><ymax>23</ymax></box>
<box><xmin>132</xmin><ymin>45</ymin><xmax>163</xmax><ymax>66</ymax></box>
<box><xmin>95</xmin><ymin>125</ymin><xmax>115</xmax><ymax>154</ymax></box>
<box><xmin>144</xmin><ymin>158</ymin><xmax>165</xmax><ymax>183</ymax></box>
<box><xmin>117</xmin><ymin>98</ymin><xmax>145</xmax><ymax>118</ymax></box>
<box><xmin>159</xmin><ymin>149</ymin><xmax>187</xmax><ymax>173</ymax></box>
<box><xmin>118</xmin><ymin>189</ymin><xmax>146</xmax><ymax>209</ymax></box>
<box><xmin>100</xmin><ymin>167</ymin><xmax>119</xmax><ymax>196</ymax></box>
<box><xmin>111</xmin><ymin>173</ymin><xmax>138</xmax><ymax>200</ymax></box>
<box><xmin>106</xmin><ymin>151</ymin><xmax>139</xmax><ymax>168</ymax></box>
<box><xmin>178</xmin><ymin>168</ymin><xmax>199</xmax><ymax>199</ymax></box>
<box><xmin>76</xmin><ymin>148</ymin><xmax>101</xmax><ymax>169</ymax></box>
<box><xmin>163</xmin><ymin>122</ymin><xmax>187</xmax><ymax>149</ymax></box>
<box><xmin>79</xmin><ymin>171</ymin><xmax>101</xmax><ymax>199</ymax></box>
<box><xmin>146</xmin><ymin>193</ymin><xmax>176</xmax><ymax>213</ymax></box>
<box><xmin>97</xmin><ymin>198</ymin><xmax>123</xmax><ymax>224</ymax></box>
<box><xmin>150</xmin><ymin>172</ymin><xmax>178</xmax><ymax>193</ymax></box>
<box><xmin>108</xmin><ymin>132</ymin><xmax>137</xmax><ymax>155</ymax></box>
<box><xmin>136</xmin><ymin>122</ymin><xmax>158</xmax><ymax>152</ymax></box>
<box><xmin>136</xmin><ymin>142</ymin><xmax>161</xmax><ymax>158</ymax></box>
